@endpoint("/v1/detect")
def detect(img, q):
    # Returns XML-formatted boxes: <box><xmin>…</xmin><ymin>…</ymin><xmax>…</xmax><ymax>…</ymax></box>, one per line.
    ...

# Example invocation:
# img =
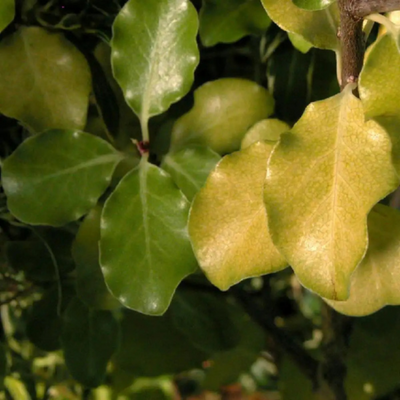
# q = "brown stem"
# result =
<box><xmin>317</xmin><ymin>304</ymin><xmax>354</xmax><ymax>400</ymax></box>
<box><xmin>338</xmin><ymin>0</ymin><xmax>400</xmax><ymax>90</ymax></box>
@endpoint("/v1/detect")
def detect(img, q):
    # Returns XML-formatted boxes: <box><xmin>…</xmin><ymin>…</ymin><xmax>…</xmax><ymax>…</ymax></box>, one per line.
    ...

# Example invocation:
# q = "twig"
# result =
<box><xmin>233</xmin><ymin>288</ymin><xmax>319</xmax><ymax>386</ymax></box>
<box><xmin>338</xmin><ymin>0</ymin><xmax>400</xmax><ymax>89</ymax></box>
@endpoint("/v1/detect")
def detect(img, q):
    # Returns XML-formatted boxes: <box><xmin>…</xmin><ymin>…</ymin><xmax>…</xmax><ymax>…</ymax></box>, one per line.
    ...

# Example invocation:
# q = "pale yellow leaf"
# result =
<box><xmin>189</xmin><ymin>141</ymin><xmax>287</xmax><ymax>291</ymax></box>
<box><xmin>264</xmin><ymin>86</ymin><xmax>398</xmax><ymax>300</ymax></box>
<box><xmin>327</xmin><ymin>204</ymin><xmax>400</xmax><ymax>316</ymax></box>
<box><xmin>170</xmin><ymin>78</ymin><xmax>274</xmax><ymax>154</ymax></box>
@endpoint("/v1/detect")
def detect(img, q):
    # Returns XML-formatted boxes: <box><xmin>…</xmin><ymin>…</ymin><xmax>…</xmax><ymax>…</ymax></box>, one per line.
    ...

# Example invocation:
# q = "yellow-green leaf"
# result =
<box><xmin>189</xmin><ymin>142</ymin><xmax>287</xmax><ymax>291</ymax></box>
<box><xmin>260</xmin><ymin>0</ymin><xmax>339</xmax><ymax>50</ymax></box>
<box><xmin>264</xmin><ymin>86</ymin><xmax>398</xmax><ymax>300</ymax></box>
<box><xmin>171</xmin><ymin>78</ymin><xmax>274</xmax><ymax>154</ymax></box>
<box><xmin>0</xmin><ymin>27</ymin><xmax>91</xmax><ymax>132</ymax></box>
<box><xmin>0</xmin><ymin>0</ymin><xmax>14</xmax><ymax>33</ymax></box>
<box><xmin>359</xmin><ymin>34</ymin><xmax>400</xmax><ymax>120</ymax></box>
<box><xmin>359</xmin><ymin>35</ymin><xmax>400</xmax><ymax>174</ymax></box>
<box><xmin>327</xmin><ymin>204</ymin><xmax>400</xmax><ymax>316</ymax></box>
<box><xmin>241</xmin><ymin>118</ymin><xmax>289</xmax><ymax>149</ymax></box>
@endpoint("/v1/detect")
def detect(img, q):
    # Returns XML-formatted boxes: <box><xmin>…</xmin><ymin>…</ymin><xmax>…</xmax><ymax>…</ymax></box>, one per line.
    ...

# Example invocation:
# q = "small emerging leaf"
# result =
<box><xmin>0</xmin><ymin>27</ymin><xmax>91</xmax><ymax>132</ymax></box>
<box><xmin>199</xmin><ymin>0</ymin><xmax>271</xmax><ymax>47</ymax></box>
<box><xmin>100</xmin><ymin>158</ymin><xmax>197</xmax><ymax>315</ymax></box>
<box><xmin>241</xmin><ymin>118</ymin><xmax>289</xmax><ymax>149</ymax></box>
<box><xmin>111</xmin><ymin>0</ymin><xmax>199</xmax><ymax>123</ymax></box>
<box><xmin>327</xmin><ymin>204</ymin><xmax>400</xmax><ymax>316</ymax></box>
<box><xmin>2</xmin><ymin>130</ymin><xmax>122</xmax><ymax>226</ymax></box>
<box><xmin>161</xmin><ymin>146</ymin><xmax>221</xmax><ymax>201</ymax></box>
<box><xmin>0</xmin><ymin>0</ymin><xmax>14</xmax><ymax>33</ymax></box>
<box><xmin>61</xmin><ymin>297</ymin><xmax>120</xmax><ymax>388</ymax></box>
<box><xmin>189</xmin><ymin>142</ymin><xmax>287</xmax><ymax>291</ymax></box>
<box><xmin>260</xmin><ymin>0</ymin><xmax>339</xmax><ymax>50</ymax></box>
<box><xmin>171</xmin><ymin>78</ymin><xmax>274</xmax><ymax>154</ymax></box>
<box><xmin>265</xmin><ymin>86</ymin><xmax>398</xmax><ymax>300</ymax></box>
<box><xmin>288</xmin><ymin>32</ymin><xmax>313</xmax><ymax>54</ymax></box>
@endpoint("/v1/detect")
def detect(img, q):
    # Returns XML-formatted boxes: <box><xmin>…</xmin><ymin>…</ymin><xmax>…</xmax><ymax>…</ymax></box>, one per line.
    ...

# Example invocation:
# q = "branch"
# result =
<box><xmin>317</xmin><ymin>304</ymin><xmax>354</xmax><ymax>400</ymax></box>
<box><xmin>348</xmin><ymin>0</ymin><xmax>400</xmax><ymax>19</ymax></box>
<box><xmin>338</xmin><ymin>0</ymin><xmax>400</xmax><ymax>90</ymax></box>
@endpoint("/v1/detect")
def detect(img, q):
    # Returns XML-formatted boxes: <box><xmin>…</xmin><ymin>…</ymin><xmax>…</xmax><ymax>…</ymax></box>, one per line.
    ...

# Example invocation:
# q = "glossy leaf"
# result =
<box><xmin>111</xmin><ymin>0</ymin><xmax>199</xmax><ymax>125</ymax></box>
<box><xmin>241</xmin><ymin>119</ymin><xmax>289</xmax><ymax>149</ymax></box>
<box><xmin>199</xmin><ymin>0</ymin><xmax>271</xmax><ymax>47</ymax></box>
<box><xmin>61</xmin><ymin>297</ymin><xmax>120</xmax><ymax>388</ymax></box>
<box><xmin>0</xmin><ymin>0</ymin><xmax>14</xmax><ymax>33</ymax></box>
<box><xmin>327</xmin><ymin>204</ymin><xmax>400</xmax><ymax>316</ymax></box>
<box><xmin>170</xmin><ymin>288</ymin><xmax>240</xmax><ymax>353</ymax></box>
<box><xmin>114</xmin><ymin>309</ymin><xmax>207</xmax><ymax>376</ymax></box>
<box><xmin>72</xmin><ymin>206</ymin><xmax>121</xmax><ymax>310</ymax></box>
<box><xmin>260</xmin><ymin>0</ymin><xmax>339</xmax><ymax>50</ymax></box>
<box><xmin>264</xmin><ymin>86</ymin><xmax>398</xmax><ymax>300</ymax></box>
<box><xmin>346</xmin><ymin>308</ymin><xmax>400</xmax><ymax>399</ymax></box>
<box><xmin>293</xmin><ymin>0</ymin><xmax>336</xmax><ymax>11</ymax></box>
<box><xmin>171</xmin><ymin>78</ymin><xmax>274</xmax><ymax>154</ymax></box>
<box><xmin>189</xmin><ymin>142</ymin><xmax>287</xmax><ymax>291</ymax></box>
<box><xmin>2</xmin><ymin>130</ymin><xmax>122</xmax><ymax>226</ymax></box>
<box><xmin>0</xmin><ymin>27</ymin><xmax>91</xmax><ymax>132</ymax></box>
<box><xmin>100</xmin><ymin>158</ymin><xmax>198</xmax><ymax>315</ymax></box>
<box><xmin>359</xmin><ymin>35</ymin><xmax>400</xmax><ymax>173</ymax></box>
<box><xmin>161</xmin><ymin>146</ymin><xmax>221</xmax><ymax>201</ymax></box>
<box><xmin>6</xmin><ymin>228</ymin><xmax>75</xmax><ymax>282</ymax></box>
<box><xmin>26</xmin><ymin>285</ymin><xmax>75</xmax><ymax>351</ymax></box>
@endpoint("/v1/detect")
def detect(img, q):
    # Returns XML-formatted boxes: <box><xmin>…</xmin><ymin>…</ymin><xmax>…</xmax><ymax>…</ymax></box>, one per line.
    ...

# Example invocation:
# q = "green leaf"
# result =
<box><xmin>114</xmin><ymin>309</ymin><xmax>207</xmax><ymax>376</ymax></box>
<box><xmin>189</xmin><ymin>142</ymin><xmax>287</xmax><ymax>291</ymax></box>
<box><xmin>260</xmin><ymin>0</ymin><xmax>339</xmax><ymax>50</ymax></box>
<box><xmin>203</xmin><ymin>303</ymin><xmax>265</xmax><ymax>391</ymax></box>
<box><xmin>6</xmin><ymin>228</ymin><xmax>75</xmax><ymax>282</ymax></box>
<box><xmin>61</xmin><ymin>297</ymin><xmax>120</xmax><ymax>388</ymax></box>
<box><xmin>171</xmin><ymin>78</ymin><xmax>274</xmax><ymax>154</ymax></box>
<box><xmin>2</xmin><ymin>130</ymin><xmax>122</xmax><ymax>226</ymax></box>
<box><xmin>199</xmin><ymin>0</ymin><xmax>271</xmax><ymax>47</ymax></box>
<box><xmin>26</xmin><ymin>284</ymin><xmax>75</xmax><ymax>351</ymax></box>
<box><xmin>100</xmin><ymin>158</ymin><xmax>198</xmax><ymax>315</ymax></box>
<box><xmin>346</xmin><ymin>307</ymin><xmax>400</xmax><ymax>399</ymax></box>
<box><xmin>264</xmin><ymin>86</ymin><xmax>398</xmax><ymax>300</ymax></box>
<box><xmin>72</xmin><ymin>206</ymin><xmax>121</xmax><ymax>310</ymax></box>
<box><xmin>240</xmin><ymin>119</ymin><xmax>289</xmax><ymax>149</ymax></box>
<box><xmin>0</xmin><ymin>27</ymin><xmax>91</xmax><ymax>132</ymax></box>
<box><xmin>161</xmin><ymin>146</ymin><xmax>221</xmax><ymax>201</ymax></box>
<box><xmin>111</xmin><ymin>0</ymin><xmax>199</xmax><ymax>130</ymax></box>
<box><xmin>292</xmin><ymin>0</ymin><xmax>336</xmax><ymax>11</ymax></box>
<box><xmin>359</xmin><ymin>35</ymin><xmax>400</xmax><ymax>174</ymax></box>
<box><xmin>327</xmin><ymin>204</ymin><xmax>400</xmax><ymax>316</ymax></box>
<box><xmin>170</xmin><ymin>289</ymin><xmax>240</xmax><ymax>353</ymax></box>
<box><xmin>288</xmin><ymin>32</ymin><xmax>313</xmax><ymax>54</ymax></box>
<box><xmin>0</xmin><ymin>0</ymin><xmax>14</xmax><ymax>33</ymax></box>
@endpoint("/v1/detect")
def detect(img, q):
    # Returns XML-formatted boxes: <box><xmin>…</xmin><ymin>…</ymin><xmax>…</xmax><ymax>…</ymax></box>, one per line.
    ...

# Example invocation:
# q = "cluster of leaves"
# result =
<box><xmin>3</xmin><ymin>0</ymin><xmax>400</xmax><ymax>398</ymax></box>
